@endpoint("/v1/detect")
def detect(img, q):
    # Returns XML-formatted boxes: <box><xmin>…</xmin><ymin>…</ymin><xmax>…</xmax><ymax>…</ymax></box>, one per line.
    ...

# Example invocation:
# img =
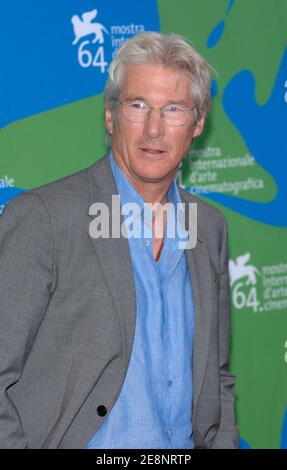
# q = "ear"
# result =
<box><xmin>105</xmin><ymin>108</ymin><xmax>113</xmax><ymax>135</ymax></box>
<box><xmin>192</xmin><ymin>116</ymin><xmax>205</xmax><ymax>138</ymax></box>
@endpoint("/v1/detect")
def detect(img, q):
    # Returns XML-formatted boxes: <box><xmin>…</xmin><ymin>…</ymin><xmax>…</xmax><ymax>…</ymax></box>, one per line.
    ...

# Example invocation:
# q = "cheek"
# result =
<box><xmin>118</xmin><ymin>120</ymin><xmax>140</xmax><ymax>143</ymax></box>
<box><xmin>171</xmin><ymin>130</ymin><xmax>192</xmax><ymax>153</ymax></box>
<box><xmin>113</xmin><ymin>121</ymin><xmax>129</xmax><ymax>149</ymax></box>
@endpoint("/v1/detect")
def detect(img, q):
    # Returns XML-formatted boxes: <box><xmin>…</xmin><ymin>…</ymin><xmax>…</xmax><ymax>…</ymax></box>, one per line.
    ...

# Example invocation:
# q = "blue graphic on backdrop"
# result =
<box><xmin>208</xmin><ymin>48</ymin><xmax>287</xmax><ymax>227</ymax></box>
<box><xmin>239</xmin><ymin>407</ymin><xmax>287</xmax><ymax>449</ymax></box>
<box><xmin>207</xmin><ymin>0</ymin><xmax>235</xmax><ymax>48</ymax></box>
<box><xmin>227</xmin><ymin>0</ymin><xmax>236</xmax><ymax>14</ymax></box>
<box><xmin>207</xmin><ymin>21</ymin><xmax>225</xmax><ymax>49</ymax></box>
<box><xmin>0</xmin><ymin>0</ymin><xmax>159</xmax><ymax>128</ymax></box>
<box><xmin>239</xmin><ymin>438</ymin><xmax>251</xmax><ymax>449</ymax></box>
<box><xmin>211</xmin><ymin>80</ymin><xmax>218</xmax><ymax>99</ymax></box>
<box><xmin>281</xmin><ymin>407</ymin><xmax>287</xmax><ymax>449</ymax></box>
<box><xmin>204</xmin><ymin>0</ymin><xmax>287</xmax><ymax>227</ymax></box>
<box><xmin>0</xmin><ymin>188</ymin><xmax>24</xmax><ymax>214</ymax></box>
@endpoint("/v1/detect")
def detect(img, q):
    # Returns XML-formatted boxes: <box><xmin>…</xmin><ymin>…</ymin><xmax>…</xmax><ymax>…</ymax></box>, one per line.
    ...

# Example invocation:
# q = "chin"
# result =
<box><xmin>135</xmin><ymin>161</ymin><xmax>176</xmax><ymax>182</ymax></box>
<box><xmin>136</xmin><ymin>169</ymin><xmax>171</xmax><ymax>183</ymax></box>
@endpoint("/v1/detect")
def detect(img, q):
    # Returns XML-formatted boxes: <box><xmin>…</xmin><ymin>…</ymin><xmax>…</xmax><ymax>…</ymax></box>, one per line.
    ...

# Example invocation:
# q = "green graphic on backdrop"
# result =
<box><xmin>0</xmin><ymin>0</ymin><xmax>286</xmax><ymax>448</ymax></box>
<box><xmin>160</xmin><ymin>0</ymin><xmax>286</xmax><ymax>203</ymax></box>
<box><xmin>0</xmin><ymin>95</ymin><xmax>107</xmax><ymax>188</ymax></box>
<box><xmin>159</xmin><ymin>0</ymin><xmax>287</xmax><ymax>448</ymax></box>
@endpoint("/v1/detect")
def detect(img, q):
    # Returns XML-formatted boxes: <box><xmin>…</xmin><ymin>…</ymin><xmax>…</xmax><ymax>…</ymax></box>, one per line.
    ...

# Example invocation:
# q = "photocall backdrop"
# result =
<box><xmin>0</xmin><ymin>0</ymin><xmax>286</xmax><ymax>449</ymax></box>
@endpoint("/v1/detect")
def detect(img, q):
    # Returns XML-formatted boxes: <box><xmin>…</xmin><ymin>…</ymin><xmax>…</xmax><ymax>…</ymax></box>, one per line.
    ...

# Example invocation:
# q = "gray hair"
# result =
<box><xmin>104</xmin><ymin>32</ymin><xmax>211</xmax><ymax>142</ymax></box>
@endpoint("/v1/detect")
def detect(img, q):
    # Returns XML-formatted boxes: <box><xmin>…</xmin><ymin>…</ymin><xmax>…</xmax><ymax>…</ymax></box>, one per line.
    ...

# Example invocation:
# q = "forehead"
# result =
<box><xmin>120</xmin><ymin>64</ymin><xmax>191</xmax><ymax>103</ymax></box>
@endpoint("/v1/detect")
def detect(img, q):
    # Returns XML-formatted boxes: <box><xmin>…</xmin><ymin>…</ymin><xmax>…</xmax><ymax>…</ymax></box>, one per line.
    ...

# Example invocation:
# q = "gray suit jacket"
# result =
<box><xmin>0</xmin><ymin>155</ymin><xmax>239</xmax><ymax>448</ymax></box>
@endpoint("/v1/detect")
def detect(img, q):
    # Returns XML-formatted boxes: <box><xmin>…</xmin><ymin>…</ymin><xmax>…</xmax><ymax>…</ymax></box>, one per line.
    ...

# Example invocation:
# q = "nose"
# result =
<box><xmin>144</xmin><ymin>108</ymin><xmax>165</xmax><ymax>139</ymax></box>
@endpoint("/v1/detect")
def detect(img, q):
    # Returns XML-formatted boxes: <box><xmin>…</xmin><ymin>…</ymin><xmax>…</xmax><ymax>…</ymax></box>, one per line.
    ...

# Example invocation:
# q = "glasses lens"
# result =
<box><xmin>120</xmin><ymin>101</ymin><xmax>193</xmax><ymax>126</ymax></box>
<box><xmin>163</xmin><ymin>106</ymin><xmax>189</xmax><ymax>126</ymax></box>
<box><xmin>123</xmin><ymin>101</ymin><xmax>148</xmax><ymax>123</ymax></box>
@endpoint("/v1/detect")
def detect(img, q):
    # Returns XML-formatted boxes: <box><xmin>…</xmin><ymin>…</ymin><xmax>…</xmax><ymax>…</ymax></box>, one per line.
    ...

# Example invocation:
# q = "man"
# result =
<box><xmin>0</xmin><ymin>32</ymin><xmax>239</xmax><ymax>448</ymax></box>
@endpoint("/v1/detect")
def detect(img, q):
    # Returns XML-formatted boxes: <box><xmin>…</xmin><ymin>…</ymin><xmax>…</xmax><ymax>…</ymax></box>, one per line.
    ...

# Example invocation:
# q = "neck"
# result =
<box><xmin>132</xmin><ymin>180</ymin><xmax>170</xmax><ymax>205</ymax></box>
<box><xmin>112</xmin><ymin>154</ymin><xmax>174</xmax><ymax>205</ymax></box>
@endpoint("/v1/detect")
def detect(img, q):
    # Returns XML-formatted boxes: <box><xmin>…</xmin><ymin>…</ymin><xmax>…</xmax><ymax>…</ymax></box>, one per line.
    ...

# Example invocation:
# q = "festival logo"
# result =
<box><xmin>71</xmin><ymin>8</ymin><xmax>109</xmax><ymax>71</ymax></box>
<box><xmin>72</xmin><ymin>9</ymin><xmax>108</xmax><ymax>46</ymax></box>
<box><xmin>229</xmin><ymin>252</ymin><xmax>287</xmax><ymax>313</ymax></box>
<box><xmin>229</xmin><ymin>252</ymin><xmax>261</xmax><ymax>313</ymax></box>
<box><xmin>71</xmin><ymin>5</ymin><xmax>147</xmax><ymax>72</ymax></box>
<box><xmin>229</xmin><ymin>252</ymin><xmax>260</xmax><ymax>287</ymax></box>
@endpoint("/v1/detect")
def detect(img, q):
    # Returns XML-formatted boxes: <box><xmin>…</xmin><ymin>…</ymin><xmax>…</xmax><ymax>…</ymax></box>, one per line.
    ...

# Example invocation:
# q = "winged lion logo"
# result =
<box><xmin>229</xmin><ymin>252</ymin><xmax>260</xmax><ymax>287</ymax></box>
<box><xmin>71</xmin><ymin>9</ymin><xmax>109</xmax><ymax>45</ymax></box>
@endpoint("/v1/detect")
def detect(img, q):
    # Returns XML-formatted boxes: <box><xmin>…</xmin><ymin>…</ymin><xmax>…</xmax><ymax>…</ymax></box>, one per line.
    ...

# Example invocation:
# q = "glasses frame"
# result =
<box><xmin>117</xmin><ymin>99</ymin><xmax>197</xmax><ymax>127</ymax></box>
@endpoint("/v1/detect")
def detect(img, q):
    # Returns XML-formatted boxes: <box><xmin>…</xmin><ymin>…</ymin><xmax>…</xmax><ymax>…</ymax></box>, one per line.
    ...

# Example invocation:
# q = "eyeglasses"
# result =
<box><xmin>117</xmin><ymin>99</ymin><xmax>196</xmax><ymax>127</ymax></box>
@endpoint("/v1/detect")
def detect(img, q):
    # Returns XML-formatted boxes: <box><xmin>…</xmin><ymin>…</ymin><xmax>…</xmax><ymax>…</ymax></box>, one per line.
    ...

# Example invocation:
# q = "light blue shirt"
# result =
<box><xmin>86</xmin><ymin>153</ymin><xmax>195</xmax><ymax>449</ymax></box>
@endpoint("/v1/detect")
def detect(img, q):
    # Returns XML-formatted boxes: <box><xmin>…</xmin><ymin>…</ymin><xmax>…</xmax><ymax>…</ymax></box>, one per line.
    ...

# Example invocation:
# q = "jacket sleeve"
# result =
<box><xmin>210</xmin><ymin>215</ymin><xmax>240</xmax><ymax>449</ymax></box>
<box><xmin>0</xmin><ymin>192</ymin><xmax>56</xmax><ymax>448</ymax></box>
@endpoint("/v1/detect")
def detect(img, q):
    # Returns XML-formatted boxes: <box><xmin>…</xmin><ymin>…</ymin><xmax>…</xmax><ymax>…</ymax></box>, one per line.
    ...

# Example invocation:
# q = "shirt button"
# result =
<box><xmin>97</xmin><ymin>405</ymin><xmax>107</xmax><ymax>417</ymax></box>
<box><xmin>167</xmin><ymin>380</ymin><xmax>173</xmax><ymax>388</ymax></box>
<box><xmin>144</xmin><ymin>239</ymin><xmax>150</xmax><ymax>246</ymax></box>
<box><xmin>168</xmin><ymin>429</ymin><xmax>173</xmax><ymax>436</ymax></box>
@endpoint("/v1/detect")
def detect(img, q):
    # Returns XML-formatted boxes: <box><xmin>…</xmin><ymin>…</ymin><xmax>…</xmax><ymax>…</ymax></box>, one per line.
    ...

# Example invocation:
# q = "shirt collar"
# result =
<box><xmin>109</xmin><ymin>151</ymin><xmax>187</xmax><ymax>244</ymax></box>
<box><xmin>109</xmin><ymin>151</ymin><xmax>183</xmax><ymax>209</ymax></box>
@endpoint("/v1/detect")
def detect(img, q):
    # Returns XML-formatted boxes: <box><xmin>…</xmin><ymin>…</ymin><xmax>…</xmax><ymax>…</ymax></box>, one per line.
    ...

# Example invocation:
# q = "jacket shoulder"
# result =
<box><xmin>7</xmin><ymin>157</ymin><xmax>109</xmax><ymax>217</ymax></box>
<box><xmin>179</xmin><ymin>187</ymin><xmax>227</xmax><ymax>230</ymax></box>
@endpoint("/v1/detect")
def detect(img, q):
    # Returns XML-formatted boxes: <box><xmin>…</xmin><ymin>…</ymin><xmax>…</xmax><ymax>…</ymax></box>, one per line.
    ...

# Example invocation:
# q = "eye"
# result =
<box><xmin>128</xmin><ymin>101</ymin><xmax>147</xmax><ymax>110</ymax></box>
<box><xmin>164</xmin><ymin>104</ymin><xmax>183</xmax><ymax>113</ymax></box>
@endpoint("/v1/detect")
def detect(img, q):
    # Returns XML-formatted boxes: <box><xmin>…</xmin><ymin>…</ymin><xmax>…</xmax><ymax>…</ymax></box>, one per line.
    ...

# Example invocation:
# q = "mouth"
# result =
<box><xmin>139</xmin><ymin>147</ymin><xmax>166</xmax><ymax>155</ymax></box>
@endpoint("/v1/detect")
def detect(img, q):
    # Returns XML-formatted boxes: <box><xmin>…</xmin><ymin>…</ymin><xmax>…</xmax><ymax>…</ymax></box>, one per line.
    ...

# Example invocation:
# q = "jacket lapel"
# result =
<box><xmin>87</xmin><ymin>155</ymin><xmax>137</xmax><ymax>360</ymax></box>
<box><xmin>180</xmin><ymin>190</ymin><xmax>213</xmax><ymax>410</ymax></box>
